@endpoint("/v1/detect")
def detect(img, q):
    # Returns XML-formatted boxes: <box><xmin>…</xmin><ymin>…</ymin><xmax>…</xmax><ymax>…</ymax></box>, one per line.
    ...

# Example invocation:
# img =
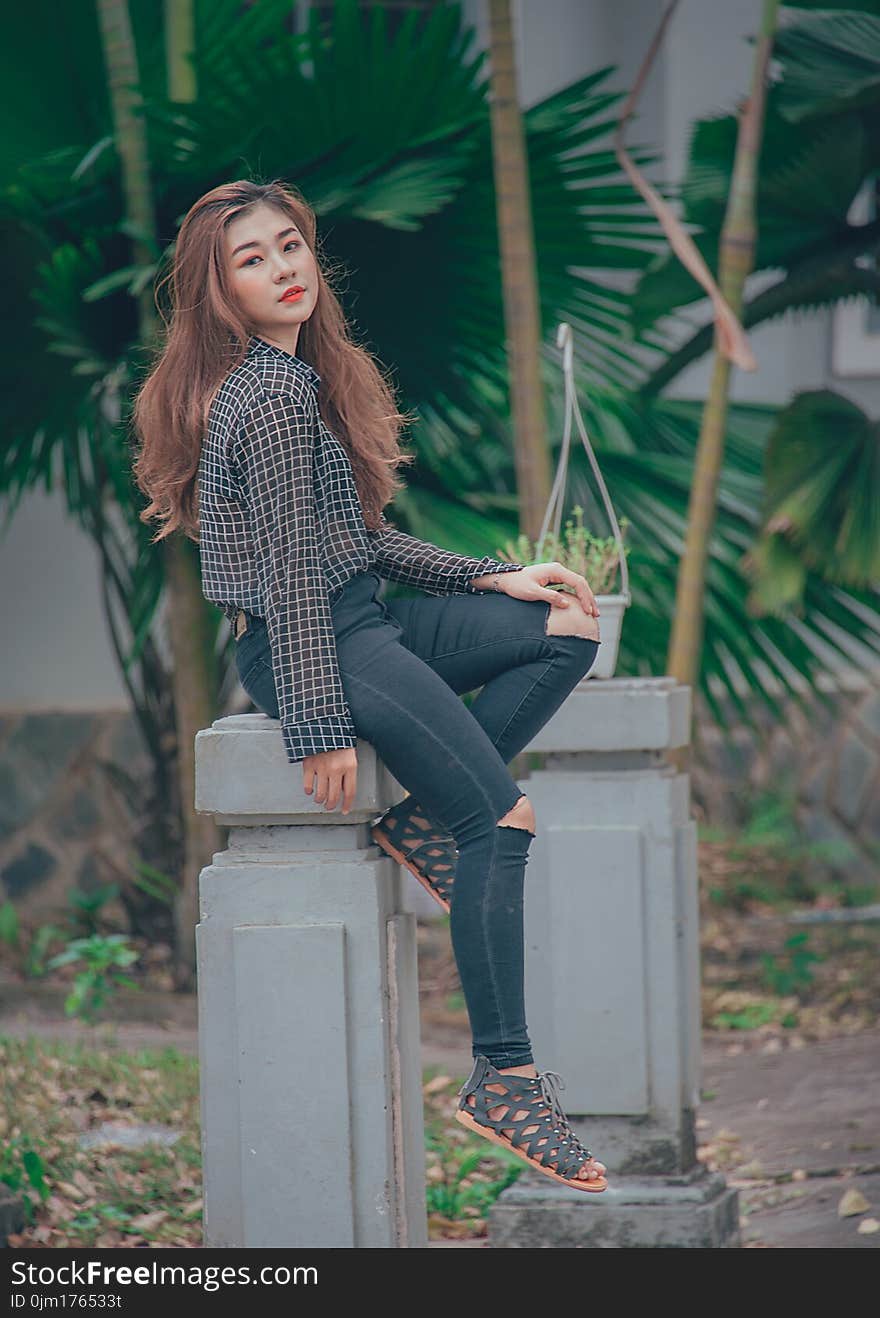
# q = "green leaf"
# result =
<box><xmin>743</xmin><ymin>531</ymin><xmax>809</xmax><ymax>614</ymax></box>
<box><xmin>21</xmin><ymin>1150</ymin><xmax>49</xmax><ymax>1200</ymax></box>
<box><xmin>760</xmin><ymin>389</ymin><xmax>880</xmax><ymax>587</ymax></box>
<box><xmin>775</xmin><ymin>9</ymin><xmax>880</xmax><ymax>121</ymax></box>
<box><xmin>82</xmin><ymin>266</ymin><xmax>153</xmax><ymax>302</ymax></box>
<box><xmin>0</xmin><ymin>901</ymin><xmax>19</xmax><ymax>947</ymax></box>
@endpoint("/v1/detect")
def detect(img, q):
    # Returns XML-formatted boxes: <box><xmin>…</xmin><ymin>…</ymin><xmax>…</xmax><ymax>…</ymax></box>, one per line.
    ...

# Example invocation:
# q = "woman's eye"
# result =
<box><xmin>242</xmin><ymin>240</ymin><xmax>300</xmax><ymax>267</ymax></box>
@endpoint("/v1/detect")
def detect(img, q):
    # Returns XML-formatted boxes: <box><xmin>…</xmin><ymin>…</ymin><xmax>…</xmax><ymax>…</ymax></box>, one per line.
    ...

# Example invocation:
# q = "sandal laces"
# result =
<box><xmin>538</xmin><ymin>1068</ymin><xmax>593</xmax><ymax>1162</ymax></box>
<box><xmin>538</xmin><ymin>1069</ymin><xmax>566</xmax><ymax>1127</ymax></box>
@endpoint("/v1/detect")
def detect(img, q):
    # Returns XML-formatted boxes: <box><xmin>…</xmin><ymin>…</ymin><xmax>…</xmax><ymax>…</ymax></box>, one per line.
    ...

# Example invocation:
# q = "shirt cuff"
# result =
<box><xmin>464</xmin><ymin>562</ymin><xmax>525</xmax><ymax>594</ymax></box>
<box><xmin>282</xmin><ymin>717</ymin><xmax>358</xmax><ymax>764</ymax></box>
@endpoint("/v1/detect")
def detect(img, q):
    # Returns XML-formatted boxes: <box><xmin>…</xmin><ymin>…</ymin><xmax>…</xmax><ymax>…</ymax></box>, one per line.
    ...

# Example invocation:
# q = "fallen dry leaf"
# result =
<box><xmin>838</xmin><ymin>1188</ymin><xmax>871</xmax><ymax>1218</ymax></box>
<box><xmin>55</xmin><ymin>1180</ymin><xmax>85</xmax><ymax>1201</ymax></box>
<box><xmin>423</xmin><ymin>1074</ymin><xmax>454</xmax><ymax>1095</ymax></box>
<box><xmin>427</xmin><ymin>1214</ymin><xmax>483</xmax><ymax>1239</ymax></box>
<box><xmin>128</xmin><ymin>1210</ymin><xmax>168</xmax><ymax>1232</ymax></box>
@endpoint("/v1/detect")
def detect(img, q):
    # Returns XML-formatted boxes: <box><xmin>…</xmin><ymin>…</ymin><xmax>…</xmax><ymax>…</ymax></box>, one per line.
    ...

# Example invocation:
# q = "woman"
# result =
<box><xmin>133</xmin><ymin>178</ymin><xmax>607</xmax><ymax>1193</ymax></box>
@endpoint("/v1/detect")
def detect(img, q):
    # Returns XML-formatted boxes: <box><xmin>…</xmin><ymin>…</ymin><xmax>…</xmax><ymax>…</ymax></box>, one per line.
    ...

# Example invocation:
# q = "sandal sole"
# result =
<box><xmin>455</xmin><ymin>1107</ymin><xmax>608</xmax><ymax>1193</ymax></box>
<box><xmin>371</xmin><ymin>824</ymin><xmax>452</xmax><ymax>915</ymax></box>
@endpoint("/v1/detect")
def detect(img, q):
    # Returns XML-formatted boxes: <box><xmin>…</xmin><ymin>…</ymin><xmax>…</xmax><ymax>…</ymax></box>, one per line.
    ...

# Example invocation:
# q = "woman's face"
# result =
<box><xmin>224</xmin><ymin>202</ymin><xmax>318</xmax><ymax>352</ymax></box>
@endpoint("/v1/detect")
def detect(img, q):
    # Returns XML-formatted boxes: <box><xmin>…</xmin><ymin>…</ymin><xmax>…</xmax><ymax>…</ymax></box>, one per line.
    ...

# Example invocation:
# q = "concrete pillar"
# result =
<box><xmin>490</xmin><ymin>678</ymin><xmax>740</xmax><ymax>1248</ymax></box>
<box><xmin>193</xmin><ymin>713</ymin><xmax>427</xmax><ymax>1248</ymax></box>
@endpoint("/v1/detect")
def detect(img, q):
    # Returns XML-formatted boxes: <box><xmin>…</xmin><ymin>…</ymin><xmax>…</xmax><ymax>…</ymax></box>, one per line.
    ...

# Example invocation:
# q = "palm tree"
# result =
<box><xmin>92</xmin><ymin>0</ymin><xmax>220</xmax><ymax>989</ymax></box>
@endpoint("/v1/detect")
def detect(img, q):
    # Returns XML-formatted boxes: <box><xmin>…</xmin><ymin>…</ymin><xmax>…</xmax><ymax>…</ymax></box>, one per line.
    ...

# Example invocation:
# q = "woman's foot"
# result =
<box><xmin>491</xmin><ymin>1062</ymin><xmax>606</xmax><ymax>1184</ymax></box>
<box><xmin>371</xmin><ymin>795</ymin><xmax>457</xmax><ymax>913</ymax></box>
<box><xmin>456</xmin><ymin>1056</ymin><xmax>608</xmax><ymax>1192</ymax></box>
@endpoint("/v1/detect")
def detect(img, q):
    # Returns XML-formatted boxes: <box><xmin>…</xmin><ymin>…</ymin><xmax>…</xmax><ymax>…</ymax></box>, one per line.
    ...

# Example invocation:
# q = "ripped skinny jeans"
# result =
<box><xmin>234</xmin><ymin>570</ymin><xmax>600</xmax><ymax>1070</ymax></box>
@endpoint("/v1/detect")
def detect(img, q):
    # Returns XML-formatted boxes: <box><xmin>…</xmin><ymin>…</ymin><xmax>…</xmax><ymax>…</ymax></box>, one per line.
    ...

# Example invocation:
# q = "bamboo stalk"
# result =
<box><xmin>666</xmin><ymin>0</ymin><xmax>780</xmax><ymax>720</ymax></box>
<box><xmin>487</xmin><ymin>0</ymin><xmax>552</xmax><ymax>540</ymax></box>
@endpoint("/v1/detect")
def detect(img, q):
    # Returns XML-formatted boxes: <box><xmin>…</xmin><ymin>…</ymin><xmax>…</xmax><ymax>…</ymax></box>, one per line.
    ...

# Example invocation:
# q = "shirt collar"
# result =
<box><xmin>246</xmin><ymin>334</ymin><xmax>321</xmax><ymax>388</ymax></box>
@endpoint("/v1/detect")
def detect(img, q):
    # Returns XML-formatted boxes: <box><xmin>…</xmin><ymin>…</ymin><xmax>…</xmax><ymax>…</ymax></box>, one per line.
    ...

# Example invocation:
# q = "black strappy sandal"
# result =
<box><xmin>370</xmin><ymin>795</ymin><xmax>457</xmax><ymax>914</ymax></box>
<box><xmin>456</xmin><ymin>1055</ymin><xmax>608</xmax><ymax>1193</ymax></box>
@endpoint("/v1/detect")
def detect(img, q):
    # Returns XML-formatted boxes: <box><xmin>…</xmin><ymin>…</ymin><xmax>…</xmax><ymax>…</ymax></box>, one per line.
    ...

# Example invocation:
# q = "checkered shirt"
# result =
<box><xmin>197</xmin><ymin>334</ymin><xmax>523</xmax><ymax>763</ymax></box>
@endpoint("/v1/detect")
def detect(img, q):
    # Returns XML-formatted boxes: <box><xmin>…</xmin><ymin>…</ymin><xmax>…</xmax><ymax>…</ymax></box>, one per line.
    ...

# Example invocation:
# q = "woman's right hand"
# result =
<box><xmin>302</xmin><ymin>747</ymin><xmax>358</xmax><ymax>815</ymax></box>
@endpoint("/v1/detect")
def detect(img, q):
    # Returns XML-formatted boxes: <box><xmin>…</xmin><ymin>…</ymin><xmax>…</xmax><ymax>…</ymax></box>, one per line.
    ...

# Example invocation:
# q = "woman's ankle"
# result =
<box><xmin>494</xmin><ymin>1062</ymin><xmax>537</xmax><ymax>1078</ymax></box>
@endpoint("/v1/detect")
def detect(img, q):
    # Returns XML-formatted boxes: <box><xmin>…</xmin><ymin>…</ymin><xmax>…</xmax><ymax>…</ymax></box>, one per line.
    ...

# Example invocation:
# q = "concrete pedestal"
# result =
<box><xmin>193</xmin><ymin>714</ymin><xmax>425</xmax><ymax>1248</ymax></box>
<box><xmin>490</xmin><ymin>678</ymin><xmax>740</xmax><ymax>1248</ymax></box>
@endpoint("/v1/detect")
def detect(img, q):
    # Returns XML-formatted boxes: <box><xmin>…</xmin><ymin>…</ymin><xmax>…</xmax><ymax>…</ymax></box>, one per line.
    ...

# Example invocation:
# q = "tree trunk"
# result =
<box><xmin>486</xmin><ymin>0</ymin><xmax>552</xmax><ymax>540</ymax></box>
<box><xmin>666</xmin><ymin>0</ymin><xmax>780</xmax><ymax>720</ymax></box>
<box><xmin>95</xmin><ymin>0</ymin><xmax>220</xmax><ymax>990</ymax></box>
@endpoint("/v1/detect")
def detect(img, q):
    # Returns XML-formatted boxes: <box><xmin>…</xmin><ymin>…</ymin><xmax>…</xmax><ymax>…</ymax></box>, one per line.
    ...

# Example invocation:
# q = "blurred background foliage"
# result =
<box><xmin>0</xmin><ymin>0</ymin><xmax>878</xmax><ymax>790</ymax></box>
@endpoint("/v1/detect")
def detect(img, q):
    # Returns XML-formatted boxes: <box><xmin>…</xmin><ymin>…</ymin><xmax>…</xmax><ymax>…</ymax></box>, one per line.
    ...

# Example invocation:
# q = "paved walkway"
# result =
<box><xmin>1</xmin><ymin>991</ymin><xmax>877</xmax><ymax>1249</ymax></box>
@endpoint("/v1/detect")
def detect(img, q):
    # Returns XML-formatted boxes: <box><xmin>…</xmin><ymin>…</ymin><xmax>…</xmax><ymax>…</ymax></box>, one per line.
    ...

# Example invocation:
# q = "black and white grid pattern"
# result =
<box><xmin>198</xmin><ymin>334</ymin><xmax>523</xmax><ymax>762</ymax></box>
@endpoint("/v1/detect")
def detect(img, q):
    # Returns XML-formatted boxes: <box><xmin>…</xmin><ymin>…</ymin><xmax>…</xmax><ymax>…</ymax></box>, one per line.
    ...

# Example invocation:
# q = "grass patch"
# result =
<box><xmin>2</xmin><ymin>1042</ymin><xmax>515</xmax><ymax>1247</ymax></box>
<box><xmin>1</xmin><ymin>1035</ymin><xmax>201</xmax><ymax>1247</ymax></box>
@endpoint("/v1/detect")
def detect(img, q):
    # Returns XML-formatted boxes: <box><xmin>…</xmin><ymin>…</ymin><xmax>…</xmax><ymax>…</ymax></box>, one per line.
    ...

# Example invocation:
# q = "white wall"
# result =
<box><xmin>0</xmin><ymin>487</ymin><xmax>130</xmax><ymax>711</ymax></box>
<box><xmin>661</xmin><ymin>0</ymin><xmax>833</xmax><ymax>406</ymax></box>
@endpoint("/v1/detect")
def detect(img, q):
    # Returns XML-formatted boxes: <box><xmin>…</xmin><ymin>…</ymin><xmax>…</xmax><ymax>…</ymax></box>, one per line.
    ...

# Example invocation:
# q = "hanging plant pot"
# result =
<box><xmin>587</xmin><ymin>591</ymin><xmax>627</xmax><ymax>680</ymax></box>
<box><xmin>541</xmin><ymin>323</ymin><xmax>631</xmax><ymax>680</ymax></box>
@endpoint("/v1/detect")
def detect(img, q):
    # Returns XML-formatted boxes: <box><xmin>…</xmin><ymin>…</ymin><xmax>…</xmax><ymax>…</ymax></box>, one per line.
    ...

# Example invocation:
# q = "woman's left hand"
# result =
<box><xmin>498</xmin><ymin>562</ymin><xmax>600</xmax><ymax>616</ymax></box>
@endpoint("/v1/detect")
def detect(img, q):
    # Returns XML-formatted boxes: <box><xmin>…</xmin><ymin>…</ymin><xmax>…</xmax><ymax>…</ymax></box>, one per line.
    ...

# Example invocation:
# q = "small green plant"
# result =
<box><xmin>707</xmin><ymin>784</ymin><xmax>863</xmax><ymax>912</ymax></box>
<box><xmin>67</xmin><ymin>883</ymin><xmax>121</xmax><ymax>936</ymax></box>
<box><xmin>0</xmin><ymin>1136</ymin><xmax>50</xmax><ymax>1225</ymax></box>
<box><xmin>736</xmin><ymin>787</ymin><xmax>859</xmax><ymax>874</ymax></box>
<box><xmin>425</xmin><ymin>1140</ymin><xmax>521</xmax><ymax>1221</ymax></box>
<box><xmin>23</xmin><ymin>923</ymin><xmax>68</xmax><ymax>979</ymax></box>
<box><xmin>711</xmin><ymin>1001</ymin><xmax>781</xmax><ymax>1030</ymax></box>
<box><xmin>0</xmin><ymin>905</ymin><xmax>73</xmax><ymax>979</ymax></box>
<box><xmin>760</xmin><ymin>933</ymin><xmax>822</xmax><ymax>998</ymax></box>
<box><xmin>497</xmin><ymin>505</ymin><xmax>630</xmax><ymax>596</ymax></box>
<box><xmin>46</xmin><ymin>933</ymin><xmax>140</xmax><ymax>1024</ymax></box>
<box><xmin>130</xmin><ymin>859</ymin><xmax>178</xmax><ymax>906</ymax></box>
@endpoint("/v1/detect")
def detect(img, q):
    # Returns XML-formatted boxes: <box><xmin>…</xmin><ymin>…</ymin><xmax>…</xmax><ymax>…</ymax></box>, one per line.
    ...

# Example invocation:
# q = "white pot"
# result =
<box><xmin>582</xmin><ymin>593</ymin><xmax>628</xmax><ymax>679</ymax></box>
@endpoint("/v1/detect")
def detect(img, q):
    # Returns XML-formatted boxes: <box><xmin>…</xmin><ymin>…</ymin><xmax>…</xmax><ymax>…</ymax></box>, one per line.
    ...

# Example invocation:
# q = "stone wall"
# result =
<box><xmin>689</xmin><ymin>675</ymin><xmax>880</xmax><ymax>890</ymax></box>
<box><xmin>0</xmin><ymin>711</ymin><xmax>157</xmax><ymax>932</ymax></box>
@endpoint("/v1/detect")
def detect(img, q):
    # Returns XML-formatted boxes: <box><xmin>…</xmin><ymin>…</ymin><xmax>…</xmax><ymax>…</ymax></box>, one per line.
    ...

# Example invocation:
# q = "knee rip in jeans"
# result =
<box><xmin>544</xmin><ymin>599</ymin><xmax>601</xmax><ymax>644</ymax></box>
<box><xmin>496</xmin><ymin>793</ymin><xmax>536</xmax><ymax>836</ymax></box>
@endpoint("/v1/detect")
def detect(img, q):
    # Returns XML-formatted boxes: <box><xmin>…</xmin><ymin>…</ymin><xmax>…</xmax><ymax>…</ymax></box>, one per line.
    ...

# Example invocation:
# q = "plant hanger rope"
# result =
<box><xmin>537</xmin><ymin>322</ymin><xmax>630</xmax><ymax>604</ymax></box>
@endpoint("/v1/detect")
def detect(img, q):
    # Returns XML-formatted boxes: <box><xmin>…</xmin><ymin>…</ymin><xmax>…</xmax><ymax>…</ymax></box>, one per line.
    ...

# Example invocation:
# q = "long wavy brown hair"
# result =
<box><xmin>132</xmin><ymin>178</ymin><xmax>416</xmax><ymax>543</ymax></box>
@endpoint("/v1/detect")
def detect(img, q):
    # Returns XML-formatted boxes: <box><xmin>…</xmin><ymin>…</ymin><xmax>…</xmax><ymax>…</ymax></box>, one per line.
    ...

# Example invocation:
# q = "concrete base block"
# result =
<box><xmin>194</xmin><ymin>727</ymin><xmax>427</xmax><ymax>1249</ymax></box>
<box><xmin>488</xmin><ymin>1167</ymin><xmax>740</xmax><ymax>1249</ymax></box>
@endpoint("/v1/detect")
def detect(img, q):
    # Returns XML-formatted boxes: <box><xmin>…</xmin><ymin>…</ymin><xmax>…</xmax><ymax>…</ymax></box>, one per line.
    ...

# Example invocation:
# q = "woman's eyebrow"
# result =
<box><xmin>231</xmin><ymin>227</ymin><xmax>300</xmax><ymax>257</ymax></box>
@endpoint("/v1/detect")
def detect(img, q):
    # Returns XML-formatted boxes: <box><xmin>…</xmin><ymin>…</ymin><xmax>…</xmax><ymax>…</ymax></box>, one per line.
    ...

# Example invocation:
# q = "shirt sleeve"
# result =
<box><xmin>367</xmin><ymin>516</ymin><xmax>525</xmax><ymax>595</ymax></box>
<box><xmin>231</xmin><ymin>383</ymin><xmax>358</xmax><ymax>764</ymax></box>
